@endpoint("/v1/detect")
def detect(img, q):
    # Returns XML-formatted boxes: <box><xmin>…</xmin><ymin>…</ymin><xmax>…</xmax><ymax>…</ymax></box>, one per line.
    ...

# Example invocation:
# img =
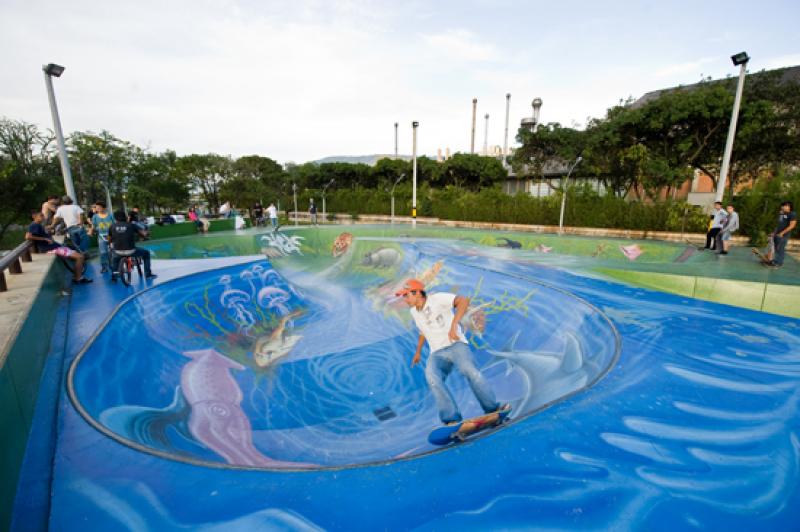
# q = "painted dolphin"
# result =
<box><xmin>181</xmin><ymin>348</ymin><xmax>296</xmax><ymax>467</ymax></box>
<box><xmin>253</xmin><ymin>310</ymin><xmax>304</xmax><ymax>367</ymax></box>
<box><xmin>486</xmin><ymin>331</ymin><xmax>589</xmax><ymax>413</ymax></box>
<box><xmin>620</xmin><ymin>244</ymin><xmax>643</xmax><ymax>261</ymax></box>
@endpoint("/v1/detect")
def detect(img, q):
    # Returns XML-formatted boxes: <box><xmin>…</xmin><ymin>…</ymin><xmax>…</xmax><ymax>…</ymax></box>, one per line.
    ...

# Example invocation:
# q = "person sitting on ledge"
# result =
<box><xmin>25</xmin><ymin>210</ymin><xmax>91</xmax><ymax>284</ymax></box>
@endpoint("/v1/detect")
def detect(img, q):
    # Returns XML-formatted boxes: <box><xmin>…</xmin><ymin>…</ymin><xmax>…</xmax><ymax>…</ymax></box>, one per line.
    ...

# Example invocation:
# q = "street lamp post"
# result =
<box><xmin>42</xmin><ymin>63</ymin><xmax>76</xmax><ymax>201</ymax></box>
<box><xmin>391</xmin><ymin>173</ymin><xmax>406</xmax><ymax>225</ymax></box>
<box><xmin>483</xmin><ymin>113</ymin><xmax>490</xmax><ymax>155</ymax></box>
<box><xmin>412</xmin><ymin>121</ymin><xmax>419</xmax><ymax>228</ymax></box>
<box><xmin>322</xmin><ymin>178</ymin><xmax>335</xmax><ymax>224</ymax></box>
<box><xmin>558</xmin><ymin>156</ymin><xmax>583</xmax><ymax>235</ymax></box>
<box><xmin>292</xmin><ymin>183</ymin><xmax>298</xmax><ymax>226</ymax></box>
<box><xmin>503</xmin><ymin>93</ymin><xmax>511</xmax><ymax>167</ymax></box>
<box><xmin>715</xmin><ymin>51</ymin><xmax>750</xmax><ymax>203</ymax></box>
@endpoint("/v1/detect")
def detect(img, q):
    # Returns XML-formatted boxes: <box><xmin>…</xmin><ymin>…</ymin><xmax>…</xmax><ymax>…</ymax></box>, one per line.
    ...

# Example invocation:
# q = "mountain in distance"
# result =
<box><xmin>311</xmin><ymin>154</ymin><xmax>416</xmax><ymax>165</ymax></box>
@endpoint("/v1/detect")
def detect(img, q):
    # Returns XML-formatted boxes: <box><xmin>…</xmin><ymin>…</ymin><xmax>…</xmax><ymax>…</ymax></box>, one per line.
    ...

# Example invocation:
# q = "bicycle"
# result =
<box><xmin>113</xmin><ymin>251</ymin><xmax>143</xmax><ymax>286</ymax></box>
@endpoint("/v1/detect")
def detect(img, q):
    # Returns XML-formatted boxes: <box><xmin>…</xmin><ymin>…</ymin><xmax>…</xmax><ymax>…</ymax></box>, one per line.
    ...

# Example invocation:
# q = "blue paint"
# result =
<box><xmin>16</xmin><ymin>235</ymin><xmax>800</xmax><ymax>530</ymax></box>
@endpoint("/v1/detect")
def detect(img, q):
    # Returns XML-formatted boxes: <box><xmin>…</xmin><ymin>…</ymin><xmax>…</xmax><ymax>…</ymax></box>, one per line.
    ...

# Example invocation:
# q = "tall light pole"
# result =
<box><xmin>483</xmin><ymin>114</ymin><xmax>490</xmax><ymax>155</ymax></box>
<box><xmin>503</xmin><ymin>93</ymin><xmax>511</xmax><ymax>167</ymax></box>
<box><xmin>715</xmin><ymin>51</ymin><xmax>750</xmax><ymax>203</ymax></box>
<box><xmin>394</xmin><ymin>122</ymin><xmax>399</xmax><ymax>159</ymax></box>
<box><xmin>558</xmin><ymin>156</ymin><xmax>583</xmax><ymax>235</ymax></box>
<box><xmin>292</xmin><ymin>182</ymin><xmax>298</xmax><ymax>226</ymax></box>
<box><xmin>470</xmin><ymin>98</ymin><xmax>477</xmax><ymax>154</ymax></box>
<box><xmin>412</xmin><ymin>121</ymin><xmax>419</xmax><ymax>228</ymax></box>
<box><xmin>322</xmin><ymin>178</ymin><xmax>335</xmax><ymax>224</ymax></box>
<box><xmin>43</xmin><ymin>63</ymin><xmax>76</xmax><ymax>201</ymax></box>
<box><xmin>391</xmin><ymin>173</ymin><xmax>405</xmax><ymax>225</ymax></box>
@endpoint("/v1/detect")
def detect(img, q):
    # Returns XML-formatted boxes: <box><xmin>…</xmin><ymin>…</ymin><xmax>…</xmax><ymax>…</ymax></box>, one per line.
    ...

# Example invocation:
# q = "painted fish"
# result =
<box><xmin>535</xmin><ymin>244</ymin><xmax>552</xmax><ymax>253</ymax></box>
<box><xmin>332</xmin><ymin>232</ymin><xmax>353</xmax><ymax>257</ymax></box>
<box><xmin>253</xmin><ymin>310</ymin><xmax>304</xmax><ymax>367</ymax></box>
<box><xmin>496</xmin><ymin>237</ymin><xmax>522</xmax><ymax>249</ymax></box>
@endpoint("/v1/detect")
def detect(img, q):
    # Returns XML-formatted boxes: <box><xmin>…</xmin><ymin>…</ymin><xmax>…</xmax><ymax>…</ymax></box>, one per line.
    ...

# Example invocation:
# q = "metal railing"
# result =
<box><xmin>0</xmin><ymin>241</ymin><xmax>33</xmax><ymax>292</ymax></box>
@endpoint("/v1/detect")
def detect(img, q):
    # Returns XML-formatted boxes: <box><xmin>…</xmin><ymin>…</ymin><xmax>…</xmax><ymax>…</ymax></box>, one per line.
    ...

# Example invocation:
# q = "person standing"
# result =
<box><xmin>252</xmin><ymin>202</ymin><xmax>265</xmax><ymax>226</ymax></box>
<box><xmin>89</xmin><ymin>200</ymin><xmax>114</xmax><ymax>273</ymax></box>
<box><xmin>702</xmin><ymin>201</ymin><xmax>726</xmax><ymax>251</ymax></box>
<box><xmin>53</xmin><ymin>195</ymin><xmax>89</xmax><ymax>253</ymax></box>
<box><xmin>41</xmin><ymin>195</ymin><xmax>60</xmax><ymax>230</ymax></box>
<box><xmin>764</xmin><ymin>201</ymin><xmax>797</xmax><ymax>268</ymax></box>
<box><xmin>397</xmin><ymin>279</ymin><xmax>504</xmax><ymax>425</ymax></box>
<box><xmin>309</xmin><ymin>199</ymin><xmax>318</xmax><ymax>225</ymax></box>
<box><xmin>715</xmin><ymin>203</ymin><xmax>740</xmax><ymax>255</ymax></box>
<box><xmin>266</xmin><ymin>202</ymin><xmax>279</xmax><ymax>229</ymax></box>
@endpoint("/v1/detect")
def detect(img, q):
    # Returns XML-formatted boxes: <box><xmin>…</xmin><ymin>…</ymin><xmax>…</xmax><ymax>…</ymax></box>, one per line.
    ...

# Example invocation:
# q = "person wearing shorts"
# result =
<box><xmin>26</xmin><ymin>211</ymin><xmax>91</xmax><ymax>283</ymax></box>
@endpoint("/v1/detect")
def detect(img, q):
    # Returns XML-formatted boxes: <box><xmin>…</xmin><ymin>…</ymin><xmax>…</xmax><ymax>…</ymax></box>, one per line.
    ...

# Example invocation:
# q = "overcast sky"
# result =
<box><xmin>2</xmin><ymin>0</ymin><xmax>798</xmax><ymax>163</ymax></box>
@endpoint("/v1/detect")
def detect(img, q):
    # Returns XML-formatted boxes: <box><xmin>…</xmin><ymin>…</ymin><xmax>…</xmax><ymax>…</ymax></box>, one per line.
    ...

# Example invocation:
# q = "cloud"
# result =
<box><xmin>654</xmin><ymin>57</ymin><xmax>715</xmax><ymax>78</ymax></box>
<box><xmin>763</xmin><ymin>54</ymin><xmax>800</xmax><ymax>70</ymax></box>
<box><xmin>421</xmin><ymin>29</ymin><xmax>500</xmax><ymax>63</ymax></box>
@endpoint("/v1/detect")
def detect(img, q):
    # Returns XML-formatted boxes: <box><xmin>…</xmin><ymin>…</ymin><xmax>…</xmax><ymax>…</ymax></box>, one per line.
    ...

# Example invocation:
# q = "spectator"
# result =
<box><xmin>41</xmin><ymin>195</ymin><xmax>60</xmax><ymax>230</ymax></box>
<box><xmin>89</xmin><ymin>200</ymin><xmax>114</xmax><ymax>273</ymax></box>
<box><xmin>309</xmin><ymin>199</ymin><xmax>318</xmax><ymax>225</ymax></box>
<box><xmin>701</xmin><ymin>201</ymin><xmax>726</xmax><ymax>251</ymax></box>
<box><xmin>53</xmin><ymin>195</ymin><xmax>89</xmax><ymax>253</ymax></box>
<box><xmin>156</xmin><ymin>213</ymin><xmax>176</xmax><ymax>225</ymax></box>
<box><xmin>219</xmin><ymin>201</ymin><xmax>232</xmax><ymax>218</ymax></box>
<box><xmin>715</xmin><ymin>204</ymin><xmax>739</xmax><ymax>255</ymax></box>
<box><xmin>188</xmin><ymin>206</ymin><xmax>205</xmax><ymax>232</ymax></box>
<box><xmin>764</xmin><ymin>201</ymin><xmax>797</xmax><ymax>268</ymax></box>
<box><xmin>266</xmin><ymin>202</ymin><xmax>279</xmax><ymax>229</ymax></box>
<box><xmin>128</xmin><ymin>207</ymin><xmax>148</xmax><ymax>232</ymax></box>
<box><xmin>109</xmin><ymin>210</ymin><xmax>157</xmax><ymax>281</ymax></box>
<box><xmin>252</xmin><ymin>202</ymin><xmax>265</xmax><ymax>226</ymax></box>
<box><xmin>26</xmin><ymin>211</ymin><xmax>91</xmax><ymax>283</ymax></box>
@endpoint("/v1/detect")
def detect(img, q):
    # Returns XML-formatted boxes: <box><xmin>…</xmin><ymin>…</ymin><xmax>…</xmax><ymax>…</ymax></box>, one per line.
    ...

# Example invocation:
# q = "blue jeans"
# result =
<box><xmin>67</xmin><ymin>225</ymin><xmax>89</xmax><ymax>253</ymax></box>
<box><xmin>111</xmin><ymin>248</ymin><xmax>153</xmax><ymax>276</ymax></box>
<box><xmin>773</xmin><ymin>235</ymin><xmax>789</xmax><ymax>266</ymax></box>
<box><xmin>270</xmin><ymin>217</ymin><xmax>278</xmax><ymax>228</ymax></box>
<box><xmin>425</xmin><ymin>342</ymin><xmax>499</xmax><ymax>424</ymax></box>
<box><xmin>97</xmin><ymin>236</ymin><xmax>110</xmax><ymax>269</ymax></box>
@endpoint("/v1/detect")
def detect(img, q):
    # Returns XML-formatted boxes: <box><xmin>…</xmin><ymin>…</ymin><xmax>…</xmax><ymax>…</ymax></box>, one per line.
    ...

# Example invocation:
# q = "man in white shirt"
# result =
<box><xmin>266</xmin><ymin>202</ymin><xmax>279</xmax><ymax>229</ymax></box>
<box><xmin>397</xmin><ymin>279</ymin><xmax>503</xmax><ymax>425</ymax></box>
<box><xmin>53</xmin><ymin>195</ymin><xmax>89</xmax><ymax>253</ymax></box>
<box><xmin>702</xmin><ymin>201</ymin><xmax>727</xmax><ymax>251</ymax></box>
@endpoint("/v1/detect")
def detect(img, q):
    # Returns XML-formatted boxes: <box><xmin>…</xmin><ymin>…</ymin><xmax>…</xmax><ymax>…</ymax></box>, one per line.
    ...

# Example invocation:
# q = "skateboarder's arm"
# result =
<box><xmin>449</xmin><ymin>296</ymin><xmax>469</xmax><ymax>341</ymax></box>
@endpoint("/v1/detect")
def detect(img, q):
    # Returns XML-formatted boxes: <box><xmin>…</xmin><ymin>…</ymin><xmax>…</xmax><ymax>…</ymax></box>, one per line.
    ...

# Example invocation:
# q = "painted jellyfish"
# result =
<box><xmin>218</xmin><ymin>274</ymin><xmax>256</xmax><ymax>335</ymax></box>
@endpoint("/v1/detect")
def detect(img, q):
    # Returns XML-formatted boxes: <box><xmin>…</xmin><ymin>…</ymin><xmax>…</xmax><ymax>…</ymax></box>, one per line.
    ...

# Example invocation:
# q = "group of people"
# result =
<box><xmin>702</xmin><ymin>202</ymin><xmax>740</xmax><ymax>255</ymax></box>
<box><xmin>26</xmin><ymin>195</ymin><xmax>156</xmax><ymax>283</ymax></box>
<box><xmin>251</xmin><ymin>199</ymin><xmax>319</xmax><ymax>227</ymax></box>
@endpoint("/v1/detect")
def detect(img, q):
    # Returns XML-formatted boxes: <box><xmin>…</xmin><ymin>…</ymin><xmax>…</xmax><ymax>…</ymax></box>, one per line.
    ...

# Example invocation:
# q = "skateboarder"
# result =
<box><xmin>397</xmin><ymin>279</ymin><xmax>503</xmax><ymax>425</ymax></box>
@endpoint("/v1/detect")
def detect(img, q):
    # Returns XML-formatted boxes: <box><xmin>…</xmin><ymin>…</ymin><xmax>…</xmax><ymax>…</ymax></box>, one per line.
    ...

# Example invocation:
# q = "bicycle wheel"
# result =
<box><xmin>118</xmin><ymin>256</ymin><xmax>132</xmax><ymax>286</ymax></box>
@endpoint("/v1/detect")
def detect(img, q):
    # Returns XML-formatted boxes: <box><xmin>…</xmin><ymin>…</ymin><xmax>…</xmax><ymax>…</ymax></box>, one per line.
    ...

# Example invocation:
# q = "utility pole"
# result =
<box><xmin>483</xmin><ymin>113</ymin><xmax>490</xmax><ymax>155</ymax></box>
<box><xmin>716</xmin><ymin>52</ymin><xmax>750</xmax><ymax>203</ymax></box>
<box><xmin>503</xmin><ymin>93</ymin><xmax>511</xmax><ymax>167</ymax></box>
<box><xmin>412</xmin><ymin>121</ymin><xmax>418</xmax><ymax>229</ymax></box>
<box><xmin>394</xmin><ymin>122</ymin><xmax>398</xmax><ymax>159</ymax></box>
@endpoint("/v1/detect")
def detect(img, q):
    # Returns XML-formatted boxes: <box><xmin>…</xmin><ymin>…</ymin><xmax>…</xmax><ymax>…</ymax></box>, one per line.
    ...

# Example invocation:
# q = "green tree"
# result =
<box><xmin>176</xmin><ymin>154</ymin><xmax>232</xmax><ymax>211</ymax></box>
<box><xmin>0</xmin><ymin>118</ymin><xmax>60</xmax><ymax>242</ymax></box>
<box><xmin>438</xmin><ymin>153</ymin><xmax>506</xmax><ymax>190</ymax></box>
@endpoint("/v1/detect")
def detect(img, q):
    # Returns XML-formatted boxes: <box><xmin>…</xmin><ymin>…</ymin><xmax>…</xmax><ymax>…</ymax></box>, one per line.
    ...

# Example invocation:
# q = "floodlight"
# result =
<box><xmin>731</xmin><ymin>52</ymin><xmax>749</xmax><ymax>66</ymax></box>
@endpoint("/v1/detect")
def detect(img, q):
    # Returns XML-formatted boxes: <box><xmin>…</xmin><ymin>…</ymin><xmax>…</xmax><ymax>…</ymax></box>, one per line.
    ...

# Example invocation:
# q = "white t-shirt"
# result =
<box><xmin>410</xmin><ymin>292</ymin><xmax>467</xmax><ymax>354</ymax></box>
<box><xmin>711</xmin><ymin>208</ymin><xmax>727</xmax><ymax>229</ymax></box>
<box><xmin>54</xmin><ymin>205</ymin><xmax>84</xmax><ymax>228</ymax></box>
<box><xmin>266</xmin><ymin>205</ymin><xmax>278</xmax><ymax>219</ymax></box>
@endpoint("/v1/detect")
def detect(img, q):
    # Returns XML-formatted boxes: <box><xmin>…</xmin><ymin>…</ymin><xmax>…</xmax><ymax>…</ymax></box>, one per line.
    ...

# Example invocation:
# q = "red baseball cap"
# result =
<box><xmin>395</xmin><ymin>279</ymin><xmax>425</xmax><ymax>296</ymax></box>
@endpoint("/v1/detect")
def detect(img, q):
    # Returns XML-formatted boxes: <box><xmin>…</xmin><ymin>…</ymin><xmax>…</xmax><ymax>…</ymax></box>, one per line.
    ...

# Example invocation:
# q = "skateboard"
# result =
<box><xmin>428</xmin><ymin>405</ymin><xmax>512</xmax><ymax>446</ymax></box>
<box><xmin>751</xmin><ymin>247</ymin><xmax>771</xmax><ymax>265</ymax></box>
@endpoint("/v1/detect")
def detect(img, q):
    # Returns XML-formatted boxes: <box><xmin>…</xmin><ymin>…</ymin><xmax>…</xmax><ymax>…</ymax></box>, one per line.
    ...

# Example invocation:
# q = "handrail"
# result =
<box><xmin>0</xmin><ymin>240</ymin><xmax>33</xmax><ymax>292</ymax></box>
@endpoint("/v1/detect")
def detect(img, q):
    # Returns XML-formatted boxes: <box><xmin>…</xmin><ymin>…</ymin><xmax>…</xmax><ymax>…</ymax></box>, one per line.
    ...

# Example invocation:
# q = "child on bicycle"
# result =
<box><xmin>109</xmin><ymin>210</ymin><xmax>157</xmax><ymax>281</ymax></box>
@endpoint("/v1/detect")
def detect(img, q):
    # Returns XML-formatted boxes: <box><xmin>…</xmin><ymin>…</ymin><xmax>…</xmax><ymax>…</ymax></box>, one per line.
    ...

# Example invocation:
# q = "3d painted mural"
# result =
<box><xmin>16</xmin><ymin>225</ymin><xmax>800</xmax><ymax>530</ymax></box>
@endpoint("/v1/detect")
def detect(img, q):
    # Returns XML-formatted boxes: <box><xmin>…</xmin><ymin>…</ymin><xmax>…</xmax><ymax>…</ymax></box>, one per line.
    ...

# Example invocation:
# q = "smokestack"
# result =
<box><xmin>445</xmin><ymin>147</ymin><xmax>451</xmax><ymax>159</ymax></box>
<box><xmin>394</xmin><ymin>122</ymin><xmax>398</xmax><ymax>159</ymax></box>
<box><xmin>503</xmin><ymin>93</ymin><xmax>511</xmax><ymax>166</ymax></box>
<box><xmin>437</xmin><ymin>148</ymin><xmax>442</xmax><ymax>162</ymax></box>
<box><xmin>483</xmin><ymin>113</ymin><xmax>490</xmax><ymax>155</ymax></box>
<box><xmin>470</xmin><ymin>98</ymin><xmax>477</xmax><ymax>154</ymax></box>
